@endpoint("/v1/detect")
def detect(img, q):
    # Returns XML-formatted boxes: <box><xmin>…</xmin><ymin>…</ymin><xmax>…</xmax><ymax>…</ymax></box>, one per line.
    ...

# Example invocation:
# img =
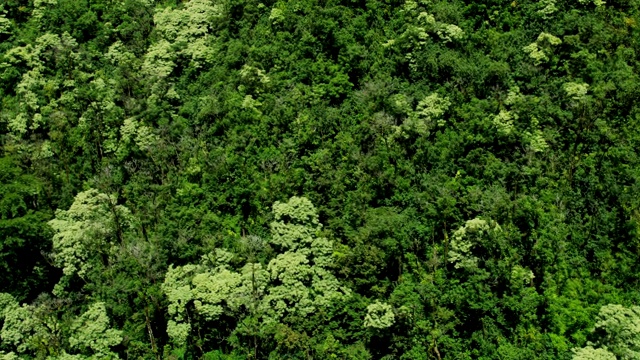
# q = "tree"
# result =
<box><xmin>162</xmin><ymin>197</ymin><xmax>350</xmax><ymax>356</ymax></box>
<box><xmin>68</xmin><ymin>302</ymin><xmax>123</xmax><ymax>358</ymax></box>
<box><xmin>0</xmin><ymin>293</ymin><xmax>122</xmax><ymax>359</ymax></box>
<box><xmin>48</xmin><ymin>189</ymin><xmax>132</xmax><ymax>294</ymax></box>
<box><xmin>447</xmin><ymin>218</ymin><xmax>502</xmax><ymax>270</ymax></box>
<box><xmin>573</xmin><ymin>304</ymin><xmax>640</xmax><ymax>359</ymax></box>
<box><xmin>363</xmin><ymin>301</ymin><xmax>395</xmax><ymax>329</ymax></box>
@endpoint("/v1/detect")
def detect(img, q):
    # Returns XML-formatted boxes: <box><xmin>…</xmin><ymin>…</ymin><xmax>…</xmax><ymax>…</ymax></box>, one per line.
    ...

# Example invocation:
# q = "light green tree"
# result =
<box><xmin>269</xmin><ymin>7</ymin><xmax>285</xmax><ymax>24</ymax></box>
<box><xmin>578</xmin><ymin>0</ymin><xmax>605</xmax><ymax>7</ymax></box>
<box><xmin>261</xmin><ymin>197</ymin><xmax>350</xmax><ymax>325</ymax></box>
<box><xmin>0</xmin><ymin>294</ymin><xmax>121</xmax><ymax>359</ymax></box>
<box><xmin>0</xmin><ymin>352</ymin><xmax>18</xmax><ymax>360</ymax></box>
<box><xmin>384</xmin><ymin>3</ymin><xmax>464</xmax><ymax>71</ymax></box>
<box><xmin>523</xmin><ymin>32</ymin><xmax>562</xmax><ymax>65</ymax></box>
<box><xmin>142</xmin><ymin>0</ymin><xmax>223</xmax><ymax>79</ymax></box>
<box><xmin>117</xmin><ymin>117</ymin><xmax>160</xmax><ymax>159</ymax></box>
<box><xmin>48</xmin><ymin>189</ymin><xmax>132</xmax><ymax>294</ymax></box>
<box><xmin>76</xmin><ymin>76</ymin><xmax>125</xmax><ymax>157</ymax></box>
<box><xmin>0</xmin><ymin>13</ymin><xmax>11</xmax><ymax>35</ymax></box>
<box><xmin>3</xmin><ymin>32</ymin><xmax>79</xmax><ymax>138</ymax></box>
<box><xmin>572</xmin><ymin>304</ymin><xmax>640</xmax><ymax>359</ymax></box>
<box><xmin>448</xmin><ymin>218</ymin><xmax>502</xmax><ymax>270</ymax></box>
<box><xmin>162</xmin><ymin>263</ymin><xmax>198</xmax><ymax>346</ymax></box>
<box><xmin>0</xmin><ymin>294</ymin><xmax>38</xmax><ymax>354</ymax></box>
<box><xmin>391</xmin><ymin>93</ymin><xmax>451</xmax><ymax>138</ymax></box>
<box><xmin>414</xmin><ymin>93</ymin><xmax>451</xmax><ymax>128</ymax></box>
<box><xmin>492</xmin><ymin>87</ymin><xmax>549</xmax><ymax>152</ymax></box>
<box><xmin>364</xmin><ymin>301</ymin><xmax>395</xmax><ymax>329</ymax></box>
<box><xmin>564</xmin><ymin>82</ymin><xmax>590</xmax><ymax>102</ymax></box>
<box><xmin>537</xmin><ymin>0</ymin><xmax>558</xmax><ymax>17</ymax></box>
<box><xmin>161</xmin><ymin>197</ymin><xmax>350</xmax><ymax>346</ymax></box>
<box><xmin>68</xmin><ymin>302</ymin><xmax>122</xmax><ymax>358</ymax></box>
<box><xmin>162</xmin><ymin>248</ymin><xmax>265</xmax><ymax>345</ymax></box>
<box><xmin>1</xmin><ymin>294</ymin><xmax>73</xmax><ymax>357</ymax></box>
<box><xmin>524</xmin><ymin>118</ymin><xmax>549</xmax><ymax>153</ymax></box>
<box><xmin>493</xmin><ymin>110</ymin><xmax>516</xmax><ymax>135</ymax></box>
<box><xmin>572</xmin><ymin>346</ymin><xmax>616</xmax><ymax>360</ymax></box>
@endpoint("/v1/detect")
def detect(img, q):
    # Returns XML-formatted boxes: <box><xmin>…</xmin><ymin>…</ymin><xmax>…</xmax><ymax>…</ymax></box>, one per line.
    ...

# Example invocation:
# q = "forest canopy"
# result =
<box><xmin>1</xmin><ymin>0</ymin><xmax>640</xmax><ymax>358</ymax></box>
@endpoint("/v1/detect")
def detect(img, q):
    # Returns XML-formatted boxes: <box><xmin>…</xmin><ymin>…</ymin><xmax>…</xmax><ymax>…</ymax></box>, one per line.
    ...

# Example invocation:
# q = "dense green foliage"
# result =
<box><xmin>1</xmin><ymin>0</ymin><xmax>640</xmax><ymax>358</ymax></box>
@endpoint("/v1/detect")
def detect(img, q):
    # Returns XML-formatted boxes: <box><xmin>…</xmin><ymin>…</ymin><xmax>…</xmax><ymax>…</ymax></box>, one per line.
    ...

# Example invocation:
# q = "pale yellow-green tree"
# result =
<box><xmin>491</xmin><ymin>86</ymin><xmax>549</xmax><ymax>152</ymax></box>
<box><xmin>260</xmin><ymin>197</ymin><xmax>350</xmax><ymax>325</ymax></box>
<box><xmin>572</xmin><ymin>304</ymin><xmax>640</xmax><ymax>359</ymax></box>
<box><xmin>161</xmin><ymin>197</ymin><xmax>350</xmax><ymax>347</ymax></box>
<box><xmin>523</xmin><ymin>32</ymin><xmax>562</xmax><ymax>65</ymax></box>
<box><xmin>390</xmin><ymin>92</ymin><xmax>451</xmax><ymax>138</ymax></box>
<box><xmin>68</xmin><ymin>302</ymin><xmax>122</xmax><ymax>358</ymax></box>
<box><xmin>448</xmin><ymin>218</ymin><xmax>502</xmax><ymax>270</ymax></box>
<box><xmin>564</xmin><ymin>82</ymin><xmax>590</xmax><ymax>102</ymax></box>
<box><xmin>0</xmin><ymin>294</ymin><xmax>121</xmax><ymax>359</ymax></box>
<box><xmin>3</xmin><ymin>32</ymin><xmax>79</xmax><ymax>139</ymax></box>
<box><xmin>572</xmin><ymin>346</ymin><xmax>616</xmax><ymax>360</ymax></box>
<box><xmin>0</xmin><ymin>13</ymin><xmax>11</xmax><ymax>35</ymax></box>
<box><xmin>48</xmin><ymin>189</ymin><xmax>132</xmax><ymax>294</ymax></box>
<box><xmin>162</xmin><ymin>249</ymin><xmax>269</xmax><ymax>346</ymax></box>
<box><xmin>382</xmin><ymin>0</ymin><xmax>464</xmax><ymax>72</ymax></box>
<box><xmin>142</xmin><ymin>0</ymin><xmax>223</xmax><ymax>79</ymax></box>
<box><xmin>364</xmin><ymin>301</ymin><xmax>395</xmax><ymax>329</ymax></box>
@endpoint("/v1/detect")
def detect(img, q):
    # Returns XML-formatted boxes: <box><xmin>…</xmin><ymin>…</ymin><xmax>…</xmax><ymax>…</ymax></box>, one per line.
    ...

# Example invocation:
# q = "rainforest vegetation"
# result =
<box><xmin>1</xmin><ymin>0</ymin><xmax>640</xmax><ymax>358</ymax></box>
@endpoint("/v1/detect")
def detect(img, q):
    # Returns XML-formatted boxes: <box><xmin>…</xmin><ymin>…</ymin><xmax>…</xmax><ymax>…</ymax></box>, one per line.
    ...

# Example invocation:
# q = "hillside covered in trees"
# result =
<box><xmin>1</xmin><ymin>0</ymin><xmax>640</xmax><ymax>358</ymax></box>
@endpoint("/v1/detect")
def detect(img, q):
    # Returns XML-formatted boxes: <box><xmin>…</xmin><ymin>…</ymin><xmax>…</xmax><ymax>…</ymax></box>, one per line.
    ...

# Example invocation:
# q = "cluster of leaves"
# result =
<box><xmin>1</xmin><ymin>0</ymin><xmax>640</xmax><ymax>358</ymax></box>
